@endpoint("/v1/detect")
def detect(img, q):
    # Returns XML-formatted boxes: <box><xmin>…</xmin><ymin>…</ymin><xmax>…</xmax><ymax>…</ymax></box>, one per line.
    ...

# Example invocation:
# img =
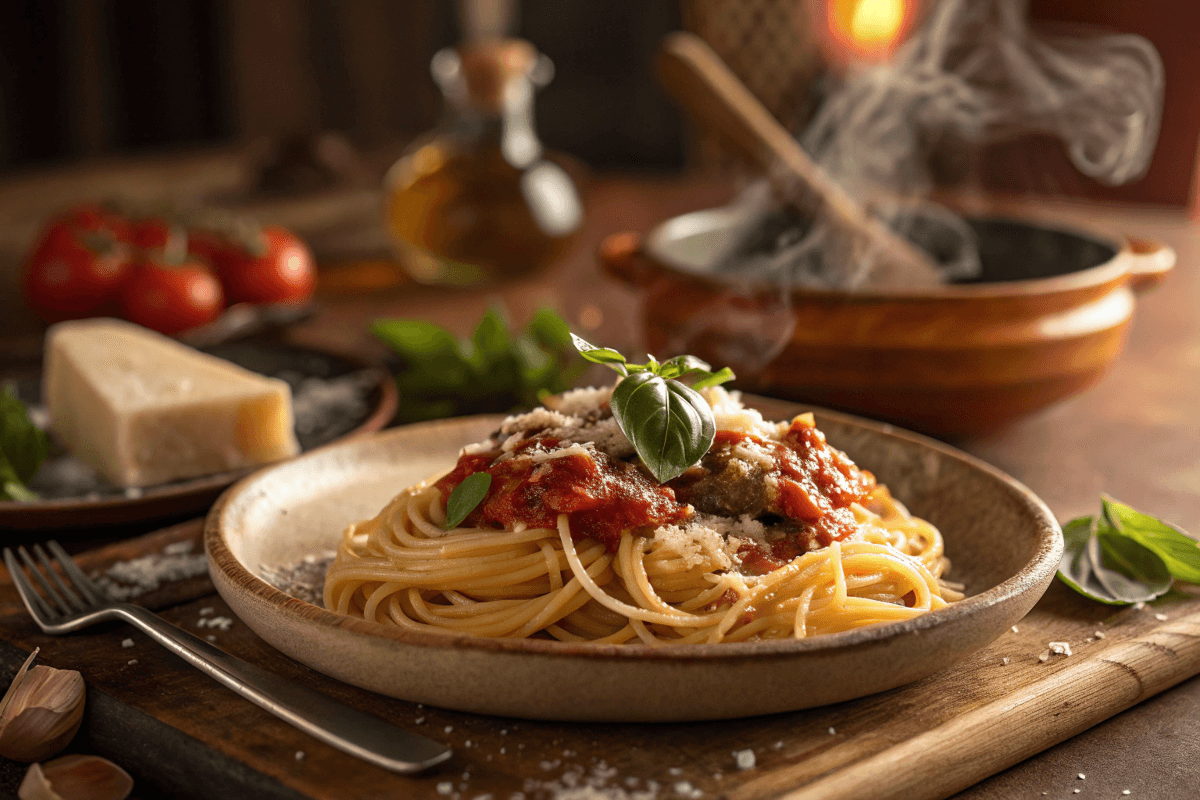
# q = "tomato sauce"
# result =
<box><xmin>435</xmin><ymin>438</ymin><xmax>689</xmax><ymax>551</ymax></box>
<box><xmin>436</xmin><ymin>417</ymin><xmax>874</xmax><ymax>566</ymax></box>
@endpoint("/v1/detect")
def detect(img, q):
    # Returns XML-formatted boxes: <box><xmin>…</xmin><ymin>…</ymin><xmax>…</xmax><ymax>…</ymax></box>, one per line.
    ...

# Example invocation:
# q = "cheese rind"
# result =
<box><xmin>45</xmin><ymin>318</ymin><xmax>301</xmax><ymax>487</ymax></box>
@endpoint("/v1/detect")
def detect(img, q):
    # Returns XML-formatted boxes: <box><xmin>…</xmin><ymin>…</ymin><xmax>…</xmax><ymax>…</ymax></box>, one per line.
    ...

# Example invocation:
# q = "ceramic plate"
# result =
<box><xmin>0</xmin><ymin>340</ymin><xmax>397</xmax><ymax>531</ymax></box>
<box><xmin>206</xmin><ymin>396</ymin><xmax>1062</xmax><ymax>722</ymax></box>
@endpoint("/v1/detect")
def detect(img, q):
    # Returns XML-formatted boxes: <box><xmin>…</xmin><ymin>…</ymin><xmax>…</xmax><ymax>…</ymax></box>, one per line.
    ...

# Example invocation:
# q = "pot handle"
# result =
<box><xmin>598</xmin><ymin>232</ymin><xmax>658</xmax><ymax>287</ymax></box>
<box><xmin>1125</xmin><ymin>237</ymin><xmax>1176</xmax><ymax>293</ymax></box>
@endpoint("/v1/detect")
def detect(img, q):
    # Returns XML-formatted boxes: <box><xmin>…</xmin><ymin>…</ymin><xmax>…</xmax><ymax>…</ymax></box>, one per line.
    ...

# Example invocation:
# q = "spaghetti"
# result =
<box><xmin>325</xmin><ymin>387</ymin><xmax>961</xmax><ymax>644</ymax></box>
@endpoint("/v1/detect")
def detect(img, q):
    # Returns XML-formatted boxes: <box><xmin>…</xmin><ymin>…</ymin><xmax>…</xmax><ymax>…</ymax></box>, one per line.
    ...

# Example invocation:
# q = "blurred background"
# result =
<box><xmin>2</xmin><ymin>0</ymin><xmax>1197</xmax><ymax>197</ymax></box>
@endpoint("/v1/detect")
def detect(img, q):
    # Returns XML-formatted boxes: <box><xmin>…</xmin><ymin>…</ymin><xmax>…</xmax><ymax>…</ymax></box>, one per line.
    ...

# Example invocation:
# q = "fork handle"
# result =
<box><xmin>112</xmin><ymin>604</ymin><xmax>451</xmax><ymax>773</ymax></box>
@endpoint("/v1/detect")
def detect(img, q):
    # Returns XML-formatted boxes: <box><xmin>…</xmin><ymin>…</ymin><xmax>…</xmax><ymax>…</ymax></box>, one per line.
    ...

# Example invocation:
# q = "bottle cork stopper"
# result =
<box><xmin>458</xmin><ymin>38</ymin><xmax>537</xmax><ymax>111</ymax></box>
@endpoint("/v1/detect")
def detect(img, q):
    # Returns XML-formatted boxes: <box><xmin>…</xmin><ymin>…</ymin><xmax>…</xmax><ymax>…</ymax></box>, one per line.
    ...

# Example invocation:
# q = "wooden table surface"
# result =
<box><xmin>2</xmin><ymin>172</ymin><xmax>1199</xmax><ymax>797</ymax></box>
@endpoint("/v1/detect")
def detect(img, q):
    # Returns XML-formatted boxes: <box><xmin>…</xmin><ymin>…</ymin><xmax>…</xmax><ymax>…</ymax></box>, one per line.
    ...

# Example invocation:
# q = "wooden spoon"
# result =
<box><xmin>656</xmin><ymin>31</ymin><xmax>942</xmax><ymax>289</ymax></box>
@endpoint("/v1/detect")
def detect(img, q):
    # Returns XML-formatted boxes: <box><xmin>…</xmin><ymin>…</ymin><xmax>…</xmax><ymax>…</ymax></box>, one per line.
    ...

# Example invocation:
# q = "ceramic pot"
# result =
<box><xmin>599</xmin><ymin>206</ymin><xmax>1173</xmax><ymax>438</ymax></box>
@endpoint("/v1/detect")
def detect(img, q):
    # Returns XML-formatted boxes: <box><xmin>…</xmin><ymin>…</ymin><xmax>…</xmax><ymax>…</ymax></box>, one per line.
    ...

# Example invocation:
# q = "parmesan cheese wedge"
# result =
<box><xmin>44</xmin><ymin>318</ymin><xmax>300</xmax><ymax>487</ymax></box>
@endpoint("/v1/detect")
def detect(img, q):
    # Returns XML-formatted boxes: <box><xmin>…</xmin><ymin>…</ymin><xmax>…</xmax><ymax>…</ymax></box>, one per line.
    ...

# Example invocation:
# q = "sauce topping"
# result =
<box><xmin>436</xmin><ymin>415</ymin><xmax>875</xmax><ymax>566</ymax></box>
<box><xmin>435</xmin><ymin>437</ymin><xmax>689</xmax><ymax>551</ymax></box>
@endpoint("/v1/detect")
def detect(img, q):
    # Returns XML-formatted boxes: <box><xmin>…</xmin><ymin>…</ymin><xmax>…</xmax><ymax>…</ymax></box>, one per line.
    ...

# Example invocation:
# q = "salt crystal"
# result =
<box><xmin>121</xmin><ymin>638</ymin><xmax>134</xmax><ymax>648</ymax></box>
<box><xmin>1011</xmin><ymin>626</ymin><xmax>1019</xmax><ymax>633</ymax></box>
<box><xmin>733</xmin><ymin>749</ymin><xmax>756</xmax><ymax>770</ymax></box>
<box><xmin>1001</xmin><ymin>657</ymin><xmax>1010</xmax><ymax>665</ymax></box>
<box><xmin>1155</xmin><ymin>613</ymin><xmax>1168</xmax><ymax>621</ymax></box>
<box><xmin>1038</xmin><ymin>651</ymin><xmax>1051</xmax><ymax>663</ymax></box>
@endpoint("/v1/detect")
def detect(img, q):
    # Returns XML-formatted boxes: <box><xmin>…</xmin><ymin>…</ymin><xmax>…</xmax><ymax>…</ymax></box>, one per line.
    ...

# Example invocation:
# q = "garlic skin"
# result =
<box><xmin>19</xmin><ymin>755</ymin><xmax>133</xmax><ymax>800</ymax></box>
<box><xmin>0</xmin><ymin>650</ymin><xmax>86</xmax><ymax>762</ymax></box>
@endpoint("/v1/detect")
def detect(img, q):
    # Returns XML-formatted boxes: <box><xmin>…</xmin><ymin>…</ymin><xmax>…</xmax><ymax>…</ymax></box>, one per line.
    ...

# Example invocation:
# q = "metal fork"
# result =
<box><xmin>3</xmin><ymin>542</ymin><xmax>452</xmax><ymax>774</ymax></box>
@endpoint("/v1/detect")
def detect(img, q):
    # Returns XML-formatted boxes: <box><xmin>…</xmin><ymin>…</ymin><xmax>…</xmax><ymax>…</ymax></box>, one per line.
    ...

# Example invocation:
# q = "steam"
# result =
<box><xmin>672</xmin><ymin>0</ymin><xmax>1163</xmax><ymax>372</ymax></box>
<box><xmin>804</xmin><ymin>0</ymin><xmax>1164</xmax><ymax>193</ymax></box>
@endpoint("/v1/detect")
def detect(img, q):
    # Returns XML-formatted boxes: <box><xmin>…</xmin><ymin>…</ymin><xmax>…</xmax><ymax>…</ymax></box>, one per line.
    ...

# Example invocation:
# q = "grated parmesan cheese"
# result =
<box><xmin>531</xmin><ymin>443</ymin><xmax>595</xmax><ymax>463</ymax></box>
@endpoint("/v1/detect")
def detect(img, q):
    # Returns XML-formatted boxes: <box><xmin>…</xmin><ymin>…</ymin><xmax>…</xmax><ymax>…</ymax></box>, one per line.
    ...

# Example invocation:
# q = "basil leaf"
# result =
<box><xmin>468</xmin><ymin>308</ymin><xmax>512</xmax><ymax>371</ymax></box>
<box><xmin>689</xmin><ymin>366</ymin><xmax>736</xmax><ymax>391</ymax></box>
<box><xmin>570</xmin><ymin>333</ymin><xmax>628</xmax><ymax>374</ymax></box>
<box><xmin>528</xmin><ymin>308</ymin><xmax>572</xmax><ymax>350</ymax></box>
<box><xmin>0</xmin><ymin>388</ymin><xmax>48</xmax><ymax>500</ymax></box>
<box><xmin>1057</xmin><ymin>515</ymin><xmax>1171</xmax><ymax>604</ymax></box>
<box><xmin>1092</xmin><ymin>521</ymin><xmax>1171</xmax><ymax>602</ymax></box>
<box><xmin>444</xmin><ymin>472</ymin><xmax>492</xmax><ymax>530</ymax></box>
<box><xmin>373</xmin><ymin>320</ymin><xmax>471</xmax><ymax>393</ymax></box>
<box><xmin>656</xmin><ymin>355</ymin><xmax>713</xmax><ymax>380</ymax></box>
<box><xmin>610</xmin><ymin>372</ymin><xmax>715</xmax><ymax>484</ymax></box>
<box><xmin>1102</xmin><ymin>496</ymin><xmax>1200</xmax><ymax>583</ymax></box>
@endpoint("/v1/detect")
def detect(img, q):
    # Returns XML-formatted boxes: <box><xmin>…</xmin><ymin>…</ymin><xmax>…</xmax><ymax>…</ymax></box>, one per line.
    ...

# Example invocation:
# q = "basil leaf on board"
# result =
<box><xmin>570</xmin><ymin>334</ymin><xmax>628</xmax><ymax>374</ymax></box>
<box><xmin>610</xmin><ymin>372</ymin><xmax>715</xmax><ymax>484</ymax></box>
<box><xmin>1102</xmin><ymin>496</ymin><xmax>1200</xmax><ymax>583</ymax></box>
<box><xmin>1091</xmin><ymin>522</ymin><xmax>1172</xmax><ymax>602</ymax></box>
<box><xmin>443</xmin><ymin>472</ymin><xmax>492</xmax><ymax>530</ymax></box>
<box><xmin>1057</xmin><ymin>515</ymin><xmax>1171</xmax><ymax>605</ymax></box>
<box><xmin>0</xmin><ymin>388</ymin><xmax>48</xmax><ymax>501</ymax></box>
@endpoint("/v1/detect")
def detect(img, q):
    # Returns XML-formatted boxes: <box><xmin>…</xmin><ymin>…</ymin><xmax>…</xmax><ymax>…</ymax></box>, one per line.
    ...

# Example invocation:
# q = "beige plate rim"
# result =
<box><xmin>205</xmin><ymin>399</ymin><xmax>1064</xmax><ymax>662</ymax></box>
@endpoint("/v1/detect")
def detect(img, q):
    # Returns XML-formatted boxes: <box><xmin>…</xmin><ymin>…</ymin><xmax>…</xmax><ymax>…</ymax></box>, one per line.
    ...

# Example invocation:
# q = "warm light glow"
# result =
<box><xmin>850</xmin><ymin>0</ymin><xmax>905</xmax><ymax>46</ymax></box>
<box><xmin>818</xmin><ymin>0</ymin><xmax>914</xmax><ymax>66</ymax></box>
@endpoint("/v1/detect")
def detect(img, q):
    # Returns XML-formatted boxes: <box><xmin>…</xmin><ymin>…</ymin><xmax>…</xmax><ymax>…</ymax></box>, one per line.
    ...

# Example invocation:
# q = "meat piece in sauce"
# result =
<box><xmin>670</xmin><ymin>439</ymin><xmax>772</xmax><ymax>518</ymax></box>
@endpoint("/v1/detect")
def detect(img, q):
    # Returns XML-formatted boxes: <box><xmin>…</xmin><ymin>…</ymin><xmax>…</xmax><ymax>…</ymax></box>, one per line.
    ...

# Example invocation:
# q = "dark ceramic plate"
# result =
<box><xmin>0</xmin><ymin>340</ymin><xmax>397</xmax><ymax>531</ymax></box>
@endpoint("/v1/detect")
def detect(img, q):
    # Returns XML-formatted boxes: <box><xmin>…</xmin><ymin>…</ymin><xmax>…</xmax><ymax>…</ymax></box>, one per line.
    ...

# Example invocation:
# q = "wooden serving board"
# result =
<box><xmin>2</xmin><ymin>521</ymin><xmax>1199</xmax><ymax>800</ymax></box>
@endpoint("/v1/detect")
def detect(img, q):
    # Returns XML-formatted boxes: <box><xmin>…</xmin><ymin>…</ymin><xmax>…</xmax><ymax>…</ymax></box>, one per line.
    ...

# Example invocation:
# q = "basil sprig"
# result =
<box><xmin>570</xmin><ymin>334</ymin><xmax>734</xmax><ymax>483</ymax></box>
<box><xmin>373</xmin><ymin>307</ymin><xmax>584</xmax><ymax>423</ymax></box>
<box><xmin>0</xmin><ymin>388</ymin><xmax>48</xmax><ymax>502</ymax></box>
<box><xmin>1057</xmin><ymin>496</ymin><xmax>1199</xmax><ymax>605</ymax></box>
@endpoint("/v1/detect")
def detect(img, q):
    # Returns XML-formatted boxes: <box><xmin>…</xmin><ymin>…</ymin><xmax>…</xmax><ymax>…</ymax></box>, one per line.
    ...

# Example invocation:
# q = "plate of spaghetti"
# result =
<box><xmin>207</xmin><ymin>388</ymin><xmax>1061</xmax><ymax>721</ymax></box>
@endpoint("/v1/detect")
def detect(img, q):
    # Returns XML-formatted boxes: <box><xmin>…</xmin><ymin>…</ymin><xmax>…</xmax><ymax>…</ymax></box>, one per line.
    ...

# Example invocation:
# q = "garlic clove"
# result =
<box><xmin>0</xmin><ymin>649</ymin><xmax>86</xmax><ymax>762</ymax></box>
<box><xmin>19</xmin><ymin>755</ymin><xmax>133</xmax><ymax>800</ymax></box>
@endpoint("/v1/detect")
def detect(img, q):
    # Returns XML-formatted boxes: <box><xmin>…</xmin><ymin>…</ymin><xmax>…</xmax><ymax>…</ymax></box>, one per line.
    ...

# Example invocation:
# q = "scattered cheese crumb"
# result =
<box><xmin>1011</xmin><ymin>626</ymin><xmax>1019</xmax><ymax>633</ymax></box>
<box><xmin>1134</xmin><ymin>601</ymin><xmax>1146</xmax><ymax>610</ymax></box>
<box><xmin>127</xmin><ymin>659</ymin><xmax>137</xmax><ymax>666</ymax></box>
<box><xmin>445</xmin><ymin>726</ymin><xmax>454</xmax><ymax>733</ymax></box>
<box><xmin>1050</xmin><ymin>641</ymin><xmax>1073</xmax><ymax>656</ymax></box>
<box><xmin>199</xmin><ymin>607</ymin><xmax>214</xmax><ymax>616</ymax></box>
<box><xmin>1001</xmin><ymin>657</ymin><xmax>1010</xmax><ymax>666</ymax></box>
<box><xmin>1095</xmin><ymin>630</ymin><xmax>1107</xmax><ymax>639</ymax></box>
<box><xmin>668</xmin><ymin>768</ymin><xmax>682</xmax><ymax>776</ymax></box>
<box><xmin>1073</xmin><ymin>790</ymin><xmax>1081</xmax><ymax>794</ymax></box>
<box><xmin>295</xmin><ymin>751</ymin><xmax>305</xmax><ymax>761</ymax></box>
<box><xmin>1038</xmin><ymin>651</ymin><xmax>1051</xmax><ymax>663</ymax></box>
<box><xmin>436</xmin><ymin>782</ymin><xmax>453</xmax><ymax>796</ymax></box>
<box><xmin>121</xmin><ymin>638</ymin><xmax>134</xmax><ymax>648</ymax></box>
<box><xmin>206</xmin><ymin>634</ymin><xmax>217</xmax><ymax>642</ymax></box>
<box><xmin>733</xmin><ymin>749</ymin><xmax>756</xmax><ymax>770</ymax></box>
<box><xmin>827</xmin><ymin>727</ymin><xmax>836</xmax><ymax>735</ymax></box>
<box><xmin>773</xmin><ymin>741</ymin><xmax>783</xmax><ymax>750</ymax></box>
<box><xmin>415</xmin><ymin>717</ymin><xmax>425</xmax><ymax>724</ymax></box>
<box><xmin>1078</xmin><ymin>773</ymin><xmax>1086</xmax><ymax>780</ymax></box>
<box><xmin>1124</xmin><ymin>791</ymin><xmax>1132</xmax><ymax>795</ymax></box>
<box><xmin>1155</xmin><ymin>613</ymin><xmax>1168</xmax><ymax>621</ymax></box>
<box><xmin>500</xmin><ymin>729</ymin><xmax>508</xmax><ymax>735</ymax></box>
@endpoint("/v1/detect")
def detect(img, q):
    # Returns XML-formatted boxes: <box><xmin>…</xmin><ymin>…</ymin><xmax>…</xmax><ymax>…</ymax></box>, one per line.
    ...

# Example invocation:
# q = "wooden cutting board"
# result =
<box><xmin>2</xmin><ymin>520</ymin><xmax>1199</xmax><ymax>800</ymax></box>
